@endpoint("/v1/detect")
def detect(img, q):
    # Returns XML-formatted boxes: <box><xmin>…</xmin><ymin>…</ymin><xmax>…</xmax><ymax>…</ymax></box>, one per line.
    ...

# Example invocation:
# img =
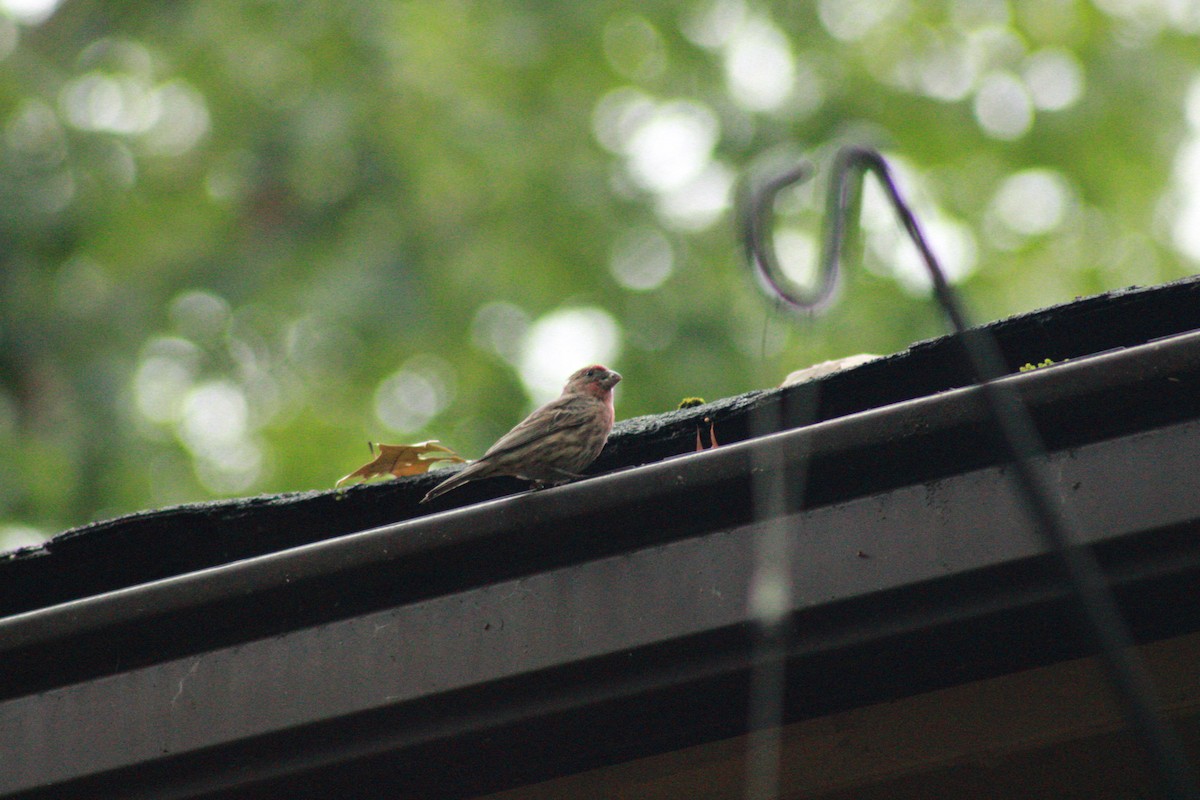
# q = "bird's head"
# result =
<box><xmin>566</xmin><ymin>364</ymin><xmax>621</xmax><ymax>397</ymax></box>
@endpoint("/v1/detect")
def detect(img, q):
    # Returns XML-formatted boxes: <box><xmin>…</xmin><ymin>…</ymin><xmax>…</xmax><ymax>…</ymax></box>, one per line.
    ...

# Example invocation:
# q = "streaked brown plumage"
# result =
<box><xmin>420</xmin><ymin>364</ymin><xmax>621</xmax><ymax>503</ymax></box>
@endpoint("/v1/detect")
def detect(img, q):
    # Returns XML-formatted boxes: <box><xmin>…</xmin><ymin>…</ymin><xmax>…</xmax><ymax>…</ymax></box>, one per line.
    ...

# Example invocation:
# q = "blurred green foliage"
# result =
<box><xmin>1</xmin><ymin>0</ymin><xmax>1198</xmax><ymax>544</ymax></box>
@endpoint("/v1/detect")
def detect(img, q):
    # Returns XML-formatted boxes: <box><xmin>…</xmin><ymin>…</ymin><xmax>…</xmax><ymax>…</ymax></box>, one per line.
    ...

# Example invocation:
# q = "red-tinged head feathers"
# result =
<box><xmin>566</xmin><ymin>364</ymin><xmax>621</xmax><ymax>398</ymax></box>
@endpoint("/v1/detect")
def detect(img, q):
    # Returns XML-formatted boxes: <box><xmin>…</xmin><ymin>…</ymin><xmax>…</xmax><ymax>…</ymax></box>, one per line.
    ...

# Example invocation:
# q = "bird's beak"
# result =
<box><xmin>607</xmin><ymin>370</ymin><xmax>622</xmax><ymax>388</ymax></box>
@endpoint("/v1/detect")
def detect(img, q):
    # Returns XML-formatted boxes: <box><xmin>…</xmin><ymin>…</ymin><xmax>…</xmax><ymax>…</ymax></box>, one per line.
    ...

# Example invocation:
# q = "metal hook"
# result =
<box><xmin>741</xmin><ymin>161</ymin><xmax>829</xmax><ymax>311</ymax></box>
<box><xmin>743</xmin><ymin>146</ymin><xmax>975</xmax><ymax>332</ymax></box>
<box><xmin>743</xmin><ymin>145</ymin><xmax>1198</xmax><ymax>799</ymax></box>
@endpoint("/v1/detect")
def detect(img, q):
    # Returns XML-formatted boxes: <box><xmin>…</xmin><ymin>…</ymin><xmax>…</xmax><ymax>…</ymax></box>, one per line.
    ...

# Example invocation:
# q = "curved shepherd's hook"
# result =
<box><xmin>742</xmin><ymin>145</ymin><xmax>1198</xmax><ymax>800</ymax></box>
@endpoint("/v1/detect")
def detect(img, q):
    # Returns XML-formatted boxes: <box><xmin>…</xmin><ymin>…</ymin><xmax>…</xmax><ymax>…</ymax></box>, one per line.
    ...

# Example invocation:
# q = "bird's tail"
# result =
<box><xmin>420</xmin><ymin>463</ymin><xmax>477</xmax><ymax>503</ymax></box>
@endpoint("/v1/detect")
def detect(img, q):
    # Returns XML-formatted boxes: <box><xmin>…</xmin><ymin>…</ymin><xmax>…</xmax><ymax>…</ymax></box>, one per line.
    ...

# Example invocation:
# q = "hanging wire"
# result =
<box><xmin>741</xmin><ymin>145</ymin><xmax>1198</xmax><ymax>799</ymax></box>
<box><xmin>743</xmin><ymin>367</ymin><xmax>821</xmax><ymax>800</ymax></box>
<box><xmin>739</xmin><ymin>162</ymin><xmax>827</xmax><ymax>800</ymax></box>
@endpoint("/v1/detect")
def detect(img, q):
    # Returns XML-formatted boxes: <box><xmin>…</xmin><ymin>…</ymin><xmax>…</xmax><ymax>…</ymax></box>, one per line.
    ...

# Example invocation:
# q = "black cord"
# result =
<box><xmin>743</xmin><ymin>145</ymin><xmax>1198</xmax><ymax>800</ymax></box>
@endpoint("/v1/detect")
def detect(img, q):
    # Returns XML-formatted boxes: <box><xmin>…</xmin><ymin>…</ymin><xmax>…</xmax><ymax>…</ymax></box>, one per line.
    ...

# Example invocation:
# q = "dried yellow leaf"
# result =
<box><xmin>336</xmin><ymin>441</ymin><xmax>465</xmax><ymax>488</ymax></box>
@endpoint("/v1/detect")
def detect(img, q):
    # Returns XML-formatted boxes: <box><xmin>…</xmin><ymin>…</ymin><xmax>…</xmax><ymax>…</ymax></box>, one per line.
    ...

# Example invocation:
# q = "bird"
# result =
<box><xmin>421</xmin><ymin>364</ymin><xmax>621</xmax><ymax>503</ymax></box>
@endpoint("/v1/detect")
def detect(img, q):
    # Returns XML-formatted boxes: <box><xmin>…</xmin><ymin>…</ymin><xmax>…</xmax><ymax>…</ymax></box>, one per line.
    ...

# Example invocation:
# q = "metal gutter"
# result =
<box><xmin>2</xmin><ymin>328</ymin><xmax>1200</xmax><ymax>691</ymax></box>
<box><xmin>2</xmin><ymin>418</ymin><xmax>1200</xmax><ymax>797</ymax></box>
<box><xmin>2</xmin><ymin>332</ymin><xmax>1200</xmax><ymax>797</ymax></box>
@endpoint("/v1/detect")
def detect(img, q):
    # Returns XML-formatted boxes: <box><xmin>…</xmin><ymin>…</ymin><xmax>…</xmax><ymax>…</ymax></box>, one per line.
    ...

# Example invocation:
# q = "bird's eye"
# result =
<box><xmin>586</xmin><ymin>369</ymin><xmax>596</xmax><ymax>377</ymax></box>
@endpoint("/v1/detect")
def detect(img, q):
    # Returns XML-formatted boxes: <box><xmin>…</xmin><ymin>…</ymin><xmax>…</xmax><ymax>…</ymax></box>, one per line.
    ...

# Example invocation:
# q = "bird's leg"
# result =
<box><xmin>527</xmin><ymin>468</ymin><xmax>588</xmax><ymax>492</ymax></box>
<box><xmin>546</xmin><ymin>467</ymin><xmax>586</xmax><ymax>481</ymax></box>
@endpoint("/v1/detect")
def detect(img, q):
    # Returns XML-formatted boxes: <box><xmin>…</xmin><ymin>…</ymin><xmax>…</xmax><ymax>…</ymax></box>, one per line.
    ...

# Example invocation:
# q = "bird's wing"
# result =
<box><xmin>479</xmin><ymin>395</ymin><xmax>595</xmax><ymax>461</ymax></box>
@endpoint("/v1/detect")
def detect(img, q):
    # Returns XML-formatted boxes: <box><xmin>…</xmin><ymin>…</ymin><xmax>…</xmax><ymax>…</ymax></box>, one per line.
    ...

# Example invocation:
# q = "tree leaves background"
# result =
<box><xmin>1</xmin><ymin>0</ymin><xmax>1197</xmax><ymax>544</ymax></box>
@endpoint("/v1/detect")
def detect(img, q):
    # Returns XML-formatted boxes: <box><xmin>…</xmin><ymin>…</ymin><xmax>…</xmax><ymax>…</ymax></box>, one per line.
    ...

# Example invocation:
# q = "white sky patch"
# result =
<box><xmin>1176</xmin><ymin>76</ymin><xmax>1200</xmax><ymax>262</ymax></box>
<box><xmin>772</xmin><ymin>227</ymin><xmax>819</xmax><ymax>289</ymax></box>
<box><xmin>1171</xmin><ymin>196</ymin><xmax>1200</xmax><ymax>262</ymax></box>
<box><xmin>59</xmin><ymin>72</ymin><xmax>209</xmax><ymax>155</ymax></box>
<box><xmin>1170</xmin><ymin>137</ymin><xmax>1200</xmax><ymax>261</ymax></box>
<box><xmin>0</xmin><ymin>524</ymin><xmax>48</xmax><ymax>551</ymax></box>
<box><xmin>519</xmin><ymin>307</ymin><xmax>621</xmax><ymax>405</ymax></box>
<box><xmin>60</xmin><ymin>72</ymin><xmax>161</xmax><ymax>134</ymax></box>
<box><xmin>1023</xmin><ymin>49</ymin><xmax>1084</xmax><ymax>111</ymax></box>
<box><xmin>0</xmin><ymin>0</ymin><xmax>60</xmax><ymax>25</ymax></box>
<box><xmin>1186</xmin><ymin>73</ymin><xmax>1200</xmax><ymax>130</ymax></box>
<box><xmin>180</xmin><ymin>381</ymin><xmax>249</xmax><ymax>453</ymax></box>
<box><xmin>179</xmin><ymin>380</ymin><xmax>264</xmax><ymax>494</ymax></box>
<box><xmin>133</xmin><ymin>337</ymin><xmax>202</xmax><ymax>425</ymax></box>
<box><xmin>723</xmin><ymin>16</ymin><xmax>795</xmax><ymax>112</ymax></box>
<box><xmin>591</xmin><ymin>88</ymin><xmax>727</xmax><ymax>230</ymax></box>
<box><xmin>655</xmin><ymin>160</ymin><xmax>733</xmax><ymax>230</ymax></box>
<box><xmin>990</xmin><ymin>169</ymin><xmax>1073</xmax><ymax>236</ymax></box>
<box><xmin>624</xmin><ymin>100</ymin><xmax>719</xmax><ymax>193</ymax></box>
<box><xmin>973</xmin><ymin>71</ymin><xmax>1034</xmax><ymax>139</ymax></box>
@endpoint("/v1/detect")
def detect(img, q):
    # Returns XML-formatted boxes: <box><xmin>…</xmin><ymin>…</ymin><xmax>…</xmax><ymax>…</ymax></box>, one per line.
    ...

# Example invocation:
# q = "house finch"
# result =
<box><xmin>421</xmin><ymin>364</ymin><xmax>621</xmax><ymax>503</ymax></box>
